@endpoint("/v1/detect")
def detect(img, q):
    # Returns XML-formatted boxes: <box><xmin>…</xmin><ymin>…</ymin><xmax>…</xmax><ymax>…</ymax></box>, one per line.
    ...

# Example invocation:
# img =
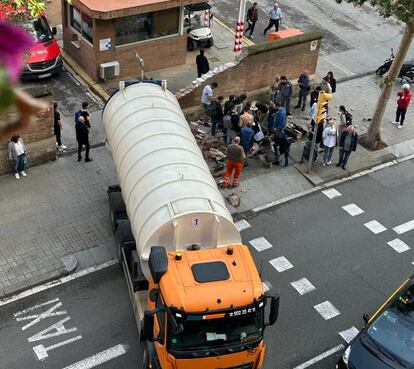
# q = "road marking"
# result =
<box><xmin>314</xmin><ymin>301</ymin><xmax>341</xmax><ymax>320</ymax></box>
<box><xmin>262</xmin><ymin>280</ymin><xmax>272</xmax><ymax>292</ymax></box>
<box><xmin>339</xmin><ymin>326</ymin><xmax>359</xmax><ymax>343</ymax></box>
<box><xmin>0</xmin><ymin>259</ymin><xmax>119</xmax><ymax>307</ymax></box>
<box><xmin>269</xmin><ymin>256</ymin><xmax>294</xmax><ymax>272</ymax></box>
<box><xmin>290</xmin><ymin>278</ymin><xmax>316</xmax><ymax>295</ymax></box>
<box><xmin>28</xmin><ymin>317</ymin><xmax>78</xmax><ymax>342</ymax></box>
<box><xmin>387</xmin><ymin>238</ymin><xmax>410</xmax><ymax>253</ymax></box>
<box><xmin>393</xmin><ymin>220</ymin><xmax>414</xmax><ymax>235</ymax></box>
<box><xmin>321</xmin><ymin>188</ymin><xmax>342</xmax><ymax>199</ymax></box>
<box><xmin>14</xmin><ymin>298</ymin><xmax>61</xmax><ymax>317</ymax></box>
<box><xmin>235</xmin><ymin>219</ymin><xmax>251</xmax><ymax>232</ymax></box>
<box><xmin>62</xmin><ymin>344</ymin><xmax>128</xmax><ymax>369</ymax></box>
<box><xmin>342</xmin><ymin>203</ymin><xmax>364</xmax><ymax>216</ymax></box>
<box><xmin>250</xmin><ymin>153</ymin><xmax>414</xmax><ymax>215</ymax></box>
<box><xmin>293</xmin><ymin>344</ymin><xmax>345</xmax><ymax>369</ymax></box>
<box><xmin>18</xmin><ymin>300</ymin><xmax>66</xmax><ymax>331</ymax></box>
<box><xmin>364</xmin><ymin>220</ymin><xmax>387</xmax><ymax>234</ymax></box>
<box><xmin>33</xmin><ymin>335</ymin><xmax>83</xmax><ymax>361</ymax></box>
<box><xmin>249</xmin><ymin>237</ymin><xmax>273</xmax><ymax>252</ymax></box>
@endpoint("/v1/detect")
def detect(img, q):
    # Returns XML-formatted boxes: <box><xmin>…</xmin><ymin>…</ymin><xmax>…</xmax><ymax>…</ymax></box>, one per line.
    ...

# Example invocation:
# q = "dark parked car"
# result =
<box><xmin>337</xmin><ymin>275</ymin><xmax>414</xmax><ymax>369</ymax></box>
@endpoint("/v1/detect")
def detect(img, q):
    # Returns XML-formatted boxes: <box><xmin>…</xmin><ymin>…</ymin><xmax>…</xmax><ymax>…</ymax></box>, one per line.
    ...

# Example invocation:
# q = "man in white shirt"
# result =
<box><xmin>201</xmin><ymin>81</ymin><xmax>218</xmax><ymax>126</ymax></box>
<box><xmin>263</xmin><ymin>3</ymin><xmax>283</xmax><ymax>35</ymax></box>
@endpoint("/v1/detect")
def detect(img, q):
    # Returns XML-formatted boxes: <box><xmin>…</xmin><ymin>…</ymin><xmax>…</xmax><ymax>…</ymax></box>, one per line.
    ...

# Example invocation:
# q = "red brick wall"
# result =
<box><xmin>177</xmin><ymin>33</ymin><xmax>323</xmax><ymax>114</ymax></box>
<box><xmin>0</xmin><ymin>90</ymin><xmax>55</xmax><ymax>175</ymax></box>
<box><xmin>63</xmin><ymin>7</ymin><xmax>186</xmax><ymax>81</ymax></box>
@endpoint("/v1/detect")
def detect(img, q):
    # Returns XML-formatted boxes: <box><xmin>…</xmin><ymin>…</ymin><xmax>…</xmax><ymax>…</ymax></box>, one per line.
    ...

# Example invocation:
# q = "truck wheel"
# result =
<box><xmin>115</xmin><ymin>219</ymin><xmax>134</xmax><ymax>261</ymax></box>
<box><xmin>108</xmin><ymin>190</ymin><xmax>126</xmax><ymax>233</ymax></box>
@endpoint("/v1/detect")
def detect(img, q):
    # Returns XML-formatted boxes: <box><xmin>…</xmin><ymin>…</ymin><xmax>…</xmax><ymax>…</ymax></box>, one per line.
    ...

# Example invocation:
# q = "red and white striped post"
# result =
<box><xmin>234</xmin><ymin>0</ymin><xmax>247</xmax><ymax>52</ymax></box>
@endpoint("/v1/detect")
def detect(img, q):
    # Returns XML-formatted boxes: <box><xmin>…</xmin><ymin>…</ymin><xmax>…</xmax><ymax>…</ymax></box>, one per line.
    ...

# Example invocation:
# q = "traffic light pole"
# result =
<box><xmin>307</xmin><ymin>121</ymin><xmax>318</xmax><ymax>174</ymax></box>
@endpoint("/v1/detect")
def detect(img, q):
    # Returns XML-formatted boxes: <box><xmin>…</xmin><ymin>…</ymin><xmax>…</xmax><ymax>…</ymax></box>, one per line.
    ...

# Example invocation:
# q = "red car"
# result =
<box><xmin>21</xmin><ymin>15</ymin><xmax>62</xmax><ymax>80</ymax></box>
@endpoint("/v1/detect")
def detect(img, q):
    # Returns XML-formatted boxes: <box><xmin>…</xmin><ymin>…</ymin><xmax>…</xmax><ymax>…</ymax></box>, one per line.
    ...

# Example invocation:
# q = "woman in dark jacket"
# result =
<box><xmin>326</xmin><ymin>71</ymin><xmax>336</xmax><ymax>93</ymax></box>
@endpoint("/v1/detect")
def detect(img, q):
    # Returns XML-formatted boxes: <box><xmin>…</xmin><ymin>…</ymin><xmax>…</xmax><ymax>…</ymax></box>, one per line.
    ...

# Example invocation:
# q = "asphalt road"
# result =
<box><xmin>0</xmin><ymin>265</ymin><xmax>141</xmax><ymax>369</ymax></box>
<box><xmin>241</xmin><ymin>159</ymin><xmax>414</xmax><ymax>368</ymax></box>
<box><xmin>1</xmin><ymin>159</ymin><xmax>414</xmax><ymax>369</ymax></box>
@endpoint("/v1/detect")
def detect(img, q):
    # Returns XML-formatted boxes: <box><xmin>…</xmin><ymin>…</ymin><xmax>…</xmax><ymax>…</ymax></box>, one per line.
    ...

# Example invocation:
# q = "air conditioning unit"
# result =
<box><xmin>100</xmin><ymin>61</ymin><xmax>120</xmax><ymax>80</ymax></box>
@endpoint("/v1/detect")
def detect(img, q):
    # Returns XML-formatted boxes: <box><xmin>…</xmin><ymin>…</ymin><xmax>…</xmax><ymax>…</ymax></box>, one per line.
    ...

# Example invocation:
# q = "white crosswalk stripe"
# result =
<box><xmin>339</xmin><ymin>327</ymin><xmax>359</xmax><ymax>343</ymax></box>
<box><xmin>364</xmin><ymin>220</ymin><xmax>387</xmax><ymax>234</ymax></box>
<box><xmin>321</xmin><ymin>188</ymin><xmax>342</xmax><ymax>199</ymax></box>
<box><xmin>387</xmin><ymin>238</ymin><xmax>410</xmax><ymax>253</ymax></box>
<box><xmin>235</xmin><ymin>219</ymin><xmax>251</xmax><ymax>232</ymax></box>
<box><xmin>249</xmin><ymin>237</ymin><xmax>273</xmax><ymax>252</ymax></box>
<box><xmin>290</xmin><ymin>278</ymin><xmax>316</xmax><ymax>295</ymax></box>
<box><xmin>342</xmin><ymin>203</ymin><xmax>364</xmax><ymax>216</ymax></box>
<box><xmin>314</xmin><ymin>301</ymin><xmax>341</xmax><ymax>320</ymax></box>
<box><xmin>269</xmin><ymin>256</ymin><xmax>294</xmax><ymax>272</ymax></box>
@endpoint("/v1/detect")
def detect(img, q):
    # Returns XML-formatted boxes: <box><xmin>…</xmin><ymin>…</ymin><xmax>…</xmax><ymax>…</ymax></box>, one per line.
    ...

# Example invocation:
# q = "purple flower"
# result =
<box><xmin>0</xmin><ymin>21</ymin><xmax>33</xmax><ymax>83</ymax></box>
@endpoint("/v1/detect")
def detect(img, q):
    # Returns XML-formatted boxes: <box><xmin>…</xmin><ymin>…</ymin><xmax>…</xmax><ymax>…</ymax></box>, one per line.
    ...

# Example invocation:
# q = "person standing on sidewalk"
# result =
<box><xmin>210</xmin><ymin>95</ymin><xmax>224</xmax><ymax>137</ymax></box>
<box><xmin>54</xmin><ymin>102</ymin><xmax>67</xmax><ymax>151</ymax></box>
<box><xmin>336</xmin><ymin>125</ymin><xmax>358</xmax><ymax>170</ymax></box>
<box><xmin>201</xmin><ymin>82</ymin><xmax>218</xmax><ymax>126</ymax></box>
<box><xmin>393</xmin><ymin>84</ymin><xmax>412</xmax><ymax>128</ymax></box>
<box><xmin>320</xmin><ymin>76</ymin><xmax>332</xmax><ymax>94</ymax></box>
<box><xmin>295</xmin><ymin>70</ymin><xmax>311</xmax><ymax>111</ymax></box>
<box><xmin>278</xmin><ymin>76</ymin><xmax>292</xmax><ymax>115</ymax></box>
<box><xmin>263</xmin><ymin>3</ymin><xmax>282</xmax><ymax>35</ymax></box>
<box><xmin>196</xmin><ymin>49</ymin><xmax>209</xmax><ymax>78</ymax></box>
<box><xmin>75</xmin><ymin>116</ymin><xmax>92</xmax><ymax>162</ymax></box>
<box><xmin>222</xmin><ymin>136</ymin><xmax>245</xmax><ymax>188</ymax></box>
<box><xmin>274</xmin><ymin>102</ymin><xmax>287</xmax><ymax>132</ymax></box>
<box><xmin>8</xmin><ymin>134</ymin><xmax>28</xmax><ymax>179</ymax></box>
<box><xmin>322</xmin><ymin>119</ymin><xmax>336</xmax><ymax>166</ymax></box>
<box><xmin>245</xmin><ymin>2</ymin><xmax>258</xmax><ymax>39</ymax></box>
<box><xmin>75</xmin><ymin>102</ymin><xmax>90</xmax><ymax>127</ymax></box>
<box><xmin>326</xmin><ymin>71</ymin><xmax>336</xmax><ymax>93</ymax></box>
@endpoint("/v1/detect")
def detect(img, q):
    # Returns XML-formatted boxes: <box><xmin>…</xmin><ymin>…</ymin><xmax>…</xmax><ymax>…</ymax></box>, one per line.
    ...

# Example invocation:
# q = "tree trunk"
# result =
<box><xmin>367</xmin><ymin>19</ymin><xmax>414</xmax><ymax>148</ymax></box>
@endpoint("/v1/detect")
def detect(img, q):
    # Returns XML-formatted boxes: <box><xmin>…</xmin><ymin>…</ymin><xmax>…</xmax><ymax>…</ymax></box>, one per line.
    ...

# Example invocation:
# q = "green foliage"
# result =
<box><xmin>335</xmin><ymin>0</ymin><xmax>414</xmax><ymax>23</ymax></box>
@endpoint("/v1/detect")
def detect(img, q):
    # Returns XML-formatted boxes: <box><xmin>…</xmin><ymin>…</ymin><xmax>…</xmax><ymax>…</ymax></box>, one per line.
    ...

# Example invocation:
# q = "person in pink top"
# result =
<box><xmin>393</xmin><ymin>84</ymin><xmax>412</xmax><ymax>128</ymax></box>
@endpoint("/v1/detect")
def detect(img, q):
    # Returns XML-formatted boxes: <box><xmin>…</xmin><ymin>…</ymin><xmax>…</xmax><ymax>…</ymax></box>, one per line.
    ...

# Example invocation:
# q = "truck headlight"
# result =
<box><xmin>343</xmin><ymin>346</ymin><xmax>351</xmax><ymax>366</ymax></box>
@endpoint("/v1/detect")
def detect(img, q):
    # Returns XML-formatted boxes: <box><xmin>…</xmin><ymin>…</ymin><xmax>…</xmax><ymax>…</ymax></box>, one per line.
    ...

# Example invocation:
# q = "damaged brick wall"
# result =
<box><xmin>176</xmin><ymin>31</ymin><xmax>323</xmax><ymax>119</ymax></box>
<box><xmin>0</xmin><ymin>86</ymin><xmax>56</xmax><ymax>175</ymax></box>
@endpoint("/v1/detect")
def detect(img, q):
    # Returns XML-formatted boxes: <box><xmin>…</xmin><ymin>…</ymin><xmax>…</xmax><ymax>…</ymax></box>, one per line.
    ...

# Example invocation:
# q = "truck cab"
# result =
<box><xmin>142</xmin><ymin>245</ymin><xmax>279</xmax><ymax>369</ymax></box>
<box><xmin>21</xmin><ymin>14</ymin><xmax>62</xmax><ymax>80</ymax></box>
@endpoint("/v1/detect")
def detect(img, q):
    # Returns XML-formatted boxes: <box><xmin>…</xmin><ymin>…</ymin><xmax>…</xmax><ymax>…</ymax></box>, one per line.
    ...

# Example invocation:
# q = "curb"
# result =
<box><xmin>213</xmin><ymin>17</ymin><xmax>254</xmax><ymax>47</ymax></box>
<box><xmin>232</xmin><ymin>152</ymin><xmax>414</xmax><ymax>221</ymax></box>
<box><xmin>61</xmin><ymin>50</ymin><xmax>110</xmax><ymax>102</ymax></box>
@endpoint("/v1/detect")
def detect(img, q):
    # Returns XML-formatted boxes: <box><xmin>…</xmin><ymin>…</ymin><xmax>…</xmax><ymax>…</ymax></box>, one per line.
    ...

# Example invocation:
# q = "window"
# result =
<box><xmin>115</xmin><ymin>8</ymin><xmax>179</xmax><ymax>46</ymax></box>
<box><xmin>68</xmin><ymin>4</ymin><xmax>93</xmax><ymax>44</ymax></box>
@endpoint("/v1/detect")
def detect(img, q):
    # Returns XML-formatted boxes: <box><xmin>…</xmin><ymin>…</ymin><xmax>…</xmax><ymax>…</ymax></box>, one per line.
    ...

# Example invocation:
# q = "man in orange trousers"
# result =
<box><xmin>223</xmin><ymin>136</ymin><xmax>245</xmax><ymax>188</ymax></box>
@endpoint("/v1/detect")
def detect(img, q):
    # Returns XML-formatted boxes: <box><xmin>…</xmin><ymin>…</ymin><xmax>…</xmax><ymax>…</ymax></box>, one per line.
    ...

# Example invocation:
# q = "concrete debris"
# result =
<box><xmin>227</xmin><ymin>193</ymin><xmax>240</xmax><ymax>207</ymax></box>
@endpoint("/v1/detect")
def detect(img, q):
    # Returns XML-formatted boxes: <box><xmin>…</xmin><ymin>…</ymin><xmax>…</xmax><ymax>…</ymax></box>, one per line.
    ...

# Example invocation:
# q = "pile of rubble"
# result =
<box><xmin>189</xmin><ymin>120</ymin><xmax>227</xmax><ymax>179</ymax></box>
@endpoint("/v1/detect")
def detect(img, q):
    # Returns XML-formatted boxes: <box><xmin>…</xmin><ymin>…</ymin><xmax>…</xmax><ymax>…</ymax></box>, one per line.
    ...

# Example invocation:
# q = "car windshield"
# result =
<box><xmin>22</xmin><ymin>17</ymin><xmax>53</xmax><ymax>43</ymax></box>
<box><xmin>366</xmin><ymin>285</ymin><xmax>414</xmax><ymax>365</ymax></box>
<box><xmin>170</xmin><ymin>305</ymin><xmax>264</xmax><ymax>350</ymax></box>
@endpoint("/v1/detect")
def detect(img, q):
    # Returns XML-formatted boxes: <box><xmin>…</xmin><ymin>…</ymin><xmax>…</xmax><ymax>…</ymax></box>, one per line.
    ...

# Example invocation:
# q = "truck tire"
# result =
<box><xmin>108</xmin><ymin>190</ymin><xmax>127</xmax><ymax>233</ymax></box>
<box><xmin>115</xmin><ymin>219</ymin><xmax>134</xmax><ymax>261</ymax></box>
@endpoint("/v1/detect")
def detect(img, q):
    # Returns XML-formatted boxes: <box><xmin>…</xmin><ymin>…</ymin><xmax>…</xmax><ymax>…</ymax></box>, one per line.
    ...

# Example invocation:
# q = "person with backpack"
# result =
<box><xmin>336</xmin><ymin>125</ymin><xmax>358</xmax><ymax>170</ymax></box>
<box><xmin>338</xmin><ymin>105</ymin><xmax>352</xmax><ymax>139</ymax></box>
<box><xmin>75</xmin><ymin>101</ymin><xmax>90</xmax><ymax>127</ymax></box>
<box><xmin>210</xmin><ymin>95</ymin><xmax>224</xmax><ymax>137</ymax></box>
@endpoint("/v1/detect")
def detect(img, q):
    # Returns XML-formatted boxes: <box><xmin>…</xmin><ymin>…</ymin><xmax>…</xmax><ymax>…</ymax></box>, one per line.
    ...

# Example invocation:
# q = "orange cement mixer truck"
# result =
<box><xmin>103</xmin><ymin>80</ymin><xmax>279</xmax><ymax>369</ymax></box>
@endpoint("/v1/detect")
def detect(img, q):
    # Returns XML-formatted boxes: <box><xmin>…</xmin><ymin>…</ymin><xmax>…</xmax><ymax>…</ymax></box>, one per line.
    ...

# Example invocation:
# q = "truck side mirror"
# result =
<box><xmin>143</xmin><ymin>311</ymin><xmax>155</xmax><ymax>341</ymax></box>
<box><xmin>52</xmin><ymin>26</ymin><xmax>57</xmax><ymax>36</ymax></box>
<box><xmin>149</xmin><ymin>246</ymin><xmax>168</xmax><ymax>284</ymax></box>
<box><xmin>363</xmin><ymin>313</ymin><xmax>370</xmax><ymax>324</ymax></box>
<box><xmin>265</xmin><ymin>294</ymin><xmax>280</xmax><ymax>327</ymax></box>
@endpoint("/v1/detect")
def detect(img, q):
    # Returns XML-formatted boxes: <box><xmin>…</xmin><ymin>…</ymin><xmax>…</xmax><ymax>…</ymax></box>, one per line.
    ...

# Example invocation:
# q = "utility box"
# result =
<box><xmin>100</xmin><ymin>61</ymin><xmax>120</xmax><ymax>80</ymax></box>
<box><xmin>268</xmin><ymin>28</ymin><xmax>304</xmax><ymax>41</ymax></box>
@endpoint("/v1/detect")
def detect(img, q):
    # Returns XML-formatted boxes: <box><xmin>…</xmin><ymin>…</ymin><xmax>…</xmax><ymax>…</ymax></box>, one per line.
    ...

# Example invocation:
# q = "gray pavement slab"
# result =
<box><xmin>0</xmin><ymin>146</ymin><xmax>117</xmax><ymax>297</ymax></box>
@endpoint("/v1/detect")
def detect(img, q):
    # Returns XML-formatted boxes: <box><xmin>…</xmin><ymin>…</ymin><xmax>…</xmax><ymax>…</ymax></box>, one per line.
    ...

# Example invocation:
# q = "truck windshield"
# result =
<box><xmin>170</xmin><ymin>306</ymin><xmax>264</xmax><ymax>350</ymax></box>
<box><xmin>22</xmin><ymin>17</ymin><xmax>53</xmax><ymax>43</ymax></box>
<box><xmin>366</xmin><ymin>285</ymin><xmax>414</xmax><ymax>366</ymax></box>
